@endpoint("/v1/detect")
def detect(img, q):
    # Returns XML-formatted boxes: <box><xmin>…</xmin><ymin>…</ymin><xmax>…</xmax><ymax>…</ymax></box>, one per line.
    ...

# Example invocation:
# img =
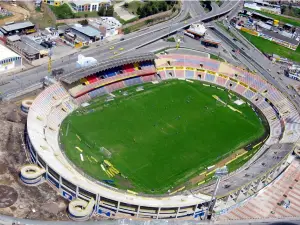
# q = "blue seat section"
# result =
<box><xmin>99</xmin><ymin>67</ymin><xmax>122</xmax><ymax>78</ymax></box>
<box><xmin>185</xmin><ymin>70</ymin><xmax>194</xmax><ymax>79</ymax></box>
<box><xmin>205</xmin><ymin>73</ymin><xmax>215</xmax><ymax>82</ymax></box>
<box><xmin>124</xmin><ymin>77</ymin><xmax>142</xmax><ymax>86</ymax></box>
<box><xmin>88</xmin><ymin>87</ymin><xmax>106</xmax><ymax>98</ymax></box>
<box><xmin>244</xmin><ymin>89</ymin><xmax>255</xmax><ymax>100</ymax></box>
<box><xmin>140</xmin><ymin>61</ymin><xmax>153</xmax><ymax>69</ymax></box>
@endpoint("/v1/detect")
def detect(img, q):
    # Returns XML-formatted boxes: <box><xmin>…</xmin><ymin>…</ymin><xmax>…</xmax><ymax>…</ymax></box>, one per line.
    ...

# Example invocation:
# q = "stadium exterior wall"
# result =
<box><xmin>24</xmin><ymin>56</ymin><xmax>299</xmax><ymax>220</ymax></box>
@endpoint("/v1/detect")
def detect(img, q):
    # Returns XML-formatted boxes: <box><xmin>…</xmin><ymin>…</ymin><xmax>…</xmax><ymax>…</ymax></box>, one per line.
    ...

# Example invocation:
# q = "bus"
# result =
<box><xmin>183</xmin><ymin>31</ymin><xmax>195</xmax><ymax>39</ymax></box>
<box><xmin>201</xmin><ymin>38</ymin><xmax>221</xmax><ymax>48</ymax></box>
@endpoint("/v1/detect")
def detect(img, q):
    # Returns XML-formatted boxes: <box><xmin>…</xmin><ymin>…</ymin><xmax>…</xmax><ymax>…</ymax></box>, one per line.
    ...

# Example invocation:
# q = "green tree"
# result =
<box><xmin>106</xmin><ymin>6</ymin><xmax>114</xmax><ymax>16</ymax></box>
<box><xmin>98</xmin><ymin>6</ymin><xmax>105</xmax><ymax>16</ymax></box>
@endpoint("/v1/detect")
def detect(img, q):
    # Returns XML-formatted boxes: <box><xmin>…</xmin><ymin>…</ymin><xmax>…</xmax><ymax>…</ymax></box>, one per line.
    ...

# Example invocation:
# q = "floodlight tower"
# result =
<box><xmin>205</xmin><ymin>166</ymin><xmax>228</xmax><ymax>220</ymax></box>
<box><xmin>48</xmin><ymin>48</ymin><xmax>53</xmax><ymax>76</ymax></box>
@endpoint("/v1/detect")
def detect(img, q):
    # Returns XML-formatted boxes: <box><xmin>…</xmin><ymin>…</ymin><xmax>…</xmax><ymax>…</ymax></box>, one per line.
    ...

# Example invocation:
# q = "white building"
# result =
<box><xmin>244</xmin><ymin>1</ymin><xmax>281</xmax><ymax>14</ymax></box>
<box><xmin>70</xmin><ymin>0</ymin><xmax>111</xmax><ymax>12</ymax></box>
<box><xmin>89</xmin><ymin>17</ymin><xmax>121</xmax><ymax>37</ymax></box>
<box><xmin>187</xmin><ymin>23</ymin><xmax>207</xmax><ymax>37</ymax></box>
<box><xmin>0</xmin><ymin>44</ymin><xmax>22</xmax><ymax>73</ymax></box>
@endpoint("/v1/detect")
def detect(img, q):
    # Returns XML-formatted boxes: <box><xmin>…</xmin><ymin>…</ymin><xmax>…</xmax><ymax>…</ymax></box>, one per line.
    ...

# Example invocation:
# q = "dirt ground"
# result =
<box><xmin>0</xmin><ymin>97</ymin><xmax>107</xmax><ymax>221</ymax></box>
<box><xmin>0</xmin><ymin>2</ymin><xmax>30</xmax><ymax>26</ymax></box>
<box><xmin>0</xmin><ymin>2</ymin><xmax>54</xmax><ymax>29</ymax></box>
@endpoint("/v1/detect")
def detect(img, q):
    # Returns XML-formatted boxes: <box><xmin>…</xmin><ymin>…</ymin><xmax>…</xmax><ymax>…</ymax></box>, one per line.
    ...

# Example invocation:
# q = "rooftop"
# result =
<box><xmin>71</xmin><ymin>25</ymin><xmax>101</xmax><ymax>37</ymax></box>
<box><xmin>0</xmin><ymin>44</ymin><xmax>20</xmax><ymax>62</ymax></box>
<box><xmin>72</xmin><ymin>0</ymin><xmax>111</xmax><ymax>5</ymax></box>
<box><xmin>1</xmin><ymin>21</ymin><xmax>35</xmax><ymax>33</ymax></box>
<box><xmin>60</xmin><ymin>52</ymin><xmax>156</xmax><ymax>84</ymax></box>
<box><xmin>7</xmin><ymin>34</ymin><xmax>21</xmax><ymax>42</ymax></box>
<box><xmin>260</xmin><ymin>28</ymin><xmax>300</xmax><ymax>46</ymax></box>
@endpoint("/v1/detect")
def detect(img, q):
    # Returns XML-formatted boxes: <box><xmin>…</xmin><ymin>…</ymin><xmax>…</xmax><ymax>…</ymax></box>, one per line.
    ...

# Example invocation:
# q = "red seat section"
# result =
<box><xmin>86</xmin><ymin>75</ymin><xmax>98</xmax><ymax>84</ymax></box>
<box><xmin>123</xmin><ymin>64</ymin><xmax>135</xmax><ymax>73</ymax></box>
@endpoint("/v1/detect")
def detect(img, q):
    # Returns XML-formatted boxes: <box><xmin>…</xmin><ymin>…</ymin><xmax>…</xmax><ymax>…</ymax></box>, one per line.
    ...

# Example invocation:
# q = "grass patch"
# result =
<box><xmin>114</xmin><ymin>12</ymin><xmax>138</xmax><ymax>25</ymax></box>
<box><xmin>61</xmin><ymin>80</ymin><xmax>266</xmax><ymax>194</ymax></box>
<box><xmin>30</xmin><ymin>11</ymin><xmax>55</xmax><ymax>29</ymax></box>
<box><xmin>240</xmin><ymin>31</ymin><xmax>300</xmax><ymax>62</ymax></box>
<box><xmin>210</xmin><ymin>53</ymin><xmax>225</xmax><ymax>62</ymax></box>
<box><xmin>226</xmin><ymin>144</ymin><xmax>262</xmax><ymax>172</ymax></box>
<box><xmin>123</xmin><ymin>1</ymin><xmax>143</xmax><ymax>15</ymax></box>
<box><xmin>166</xmin><ymin>37</ymin><xmax>176</xmax><ymax>42</ymax></box>
<box><xmin>281</xmin><ymin>5</ymin><xmax>300</xmax><ymax>19</ymax></box>
<box><xmin>49</xmin><ymin>3</ymin><xmax>75</xmax><ymax>19</ymax></box>
<box><xmin>216</xmin><ymin>0</ymin><xmax>223</xmax><ymax>7</ymax></box>
<box><xmin>75</xmin><ymin>11</ymin><xmax>99</xmax><ymax>18</ymax></box>
<box><xmin>245</xmin><ymin>8</ymin><xmax>300</xmax><ymax>27</ymax></box>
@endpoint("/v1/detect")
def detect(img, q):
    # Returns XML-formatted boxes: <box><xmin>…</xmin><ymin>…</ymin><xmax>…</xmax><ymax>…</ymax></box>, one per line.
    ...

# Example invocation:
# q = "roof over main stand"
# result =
<box><xmin>60</xmin><ymin>52</ymin><xmax>156</xmax><ymax>84</ymax></box>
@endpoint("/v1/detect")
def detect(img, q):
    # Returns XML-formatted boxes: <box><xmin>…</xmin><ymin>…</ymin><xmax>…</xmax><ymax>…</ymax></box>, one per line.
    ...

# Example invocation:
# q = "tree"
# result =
<box><xmin>98</xmin><ymin>6</ymin><xmax>105</xmax><ymax>16</ymax></box>
<box><xmin>84</xmin><ymin>13</ymin><xmax>88</xmax><ymax>18</ymax></box>
<box><xmin>78</xmin><ymin>19</ymin><xmax>88</xmax><ymax>25</ymax></box>
<box><xmin>106</xmin><ymin>6</ymin><xmax>114</xmax><ymax>17</ymax></box>
<box><xmin>124</xmin><ymin>2</ymin><xmax>129</xmax><ymax>8</ymax></box>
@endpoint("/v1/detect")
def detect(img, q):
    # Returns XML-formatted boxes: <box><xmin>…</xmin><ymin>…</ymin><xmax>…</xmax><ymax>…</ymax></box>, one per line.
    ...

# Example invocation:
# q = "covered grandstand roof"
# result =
<box><xmin>60</xmin><ymin>52</ymin><xmax>156</xmax><ymax>84</ymax></box>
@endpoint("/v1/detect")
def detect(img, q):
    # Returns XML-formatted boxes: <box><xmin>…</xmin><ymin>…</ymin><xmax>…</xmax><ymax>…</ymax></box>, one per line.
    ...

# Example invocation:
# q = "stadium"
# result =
<box><xmin>21</xmin><ymin>52</ymin><xmax>300</xmax><ymax>221</ymax></box>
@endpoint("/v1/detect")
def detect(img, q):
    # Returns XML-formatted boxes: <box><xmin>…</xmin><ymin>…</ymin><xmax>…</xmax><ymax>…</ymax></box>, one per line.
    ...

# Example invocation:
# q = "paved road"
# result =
<box><xmin>211</xmin><ymin>21</ymin><xmax>300</xmax><ymax>111</ymax></box>
<box><xmin>0</xmin><ymin>1</ymin><xmax>240</xmax><ymax>96</ymax></box>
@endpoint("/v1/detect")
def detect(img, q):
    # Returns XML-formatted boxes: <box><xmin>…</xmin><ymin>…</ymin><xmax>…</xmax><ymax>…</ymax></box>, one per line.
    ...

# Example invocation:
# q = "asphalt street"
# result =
<box><xmin>0</xmin><ymin>1</ymin><xmax>240</xmax><ymax>96</ymax></box>
<box><xmin>210</xmin><ymin>21</ymin><xmax>300</xmax><ymax>111</ymax></box>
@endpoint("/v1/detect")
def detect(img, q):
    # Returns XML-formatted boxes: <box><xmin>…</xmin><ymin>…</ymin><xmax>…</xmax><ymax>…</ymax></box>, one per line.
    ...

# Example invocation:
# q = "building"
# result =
<box><xmin>285</xmin><ymin>64</ymin><xmax>300</xmax><ymax>81</ymax></box>
<box><xmin>89</xmin><ymin>17</ymin><xmax>121</xmax><ymax>37</ymax></box>
<box><xmin>244</xmin><ymin>0</ymin><xmax>281</xmax><ymax>14</ymax></box>
<box><xmin>187</xmin><ymin>23</ymin><xmax>207</xmax><ymax>38</ymax></box>
<box><xmin>0</xmin><ymin>44</ymin><xmax>22</xmax><ymax>73</ymax></box>
<box><xmin>6</xmin><ymin>35</ymin><xmax>48</xmax><ymax>61</ymax></box>
<box><xmin>43</xmin><ymin>0</ymin><xmax>65</xmax><ymax>6</ymax></box>
<box><xmin>0</xmin><ymin>21</ymin><xmax>35</xmax><ymax>36</ymax></box>
<box><xmin>70</xmin><ymin>24</ymin><xmax>102</xmax><ymax>42</ymax></box>
<box><xmin>69</xmin><ymin>0</ymin><xmax>111</xmax><ymax>12</ymax></box>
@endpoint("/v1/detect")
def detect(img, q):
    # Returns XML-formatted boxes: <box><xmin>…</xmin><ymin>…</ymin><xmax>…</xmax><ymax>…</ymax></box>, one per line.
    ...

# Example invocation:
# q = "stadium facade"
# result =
<box><xmin>22</xmin><ymin>53</ymin><xmax>299</xmax><ymax>220</ymax></box>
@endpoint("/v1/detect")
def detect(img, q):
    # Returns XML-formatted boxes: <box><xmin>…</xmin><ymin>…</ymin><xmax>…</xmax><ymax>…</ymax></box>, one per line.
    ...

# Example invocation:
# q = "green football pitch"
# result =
<box><xmin>60</xmin><ymin>80</ymin><xmax>266</xmax><ymax>194</ymax></box>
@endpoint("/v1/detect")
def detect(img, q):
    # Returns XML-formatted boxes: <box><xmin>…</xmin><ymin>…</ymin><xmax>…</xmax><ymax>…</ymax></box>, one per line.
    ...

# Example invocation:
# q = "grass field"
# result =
<box><xmin>240</xmin><ymin>31</ymin><xmax>300</xmax><ymax>62</ymax></box>
<box><xmin>245</xmin><ymin>8</ymin><xmax>300</xmax><ymax>27</ymax></box>
<box><xmin>60</xmin><ymin>80</ymin><xmax>266</xmax><ymax>194</ymax></box>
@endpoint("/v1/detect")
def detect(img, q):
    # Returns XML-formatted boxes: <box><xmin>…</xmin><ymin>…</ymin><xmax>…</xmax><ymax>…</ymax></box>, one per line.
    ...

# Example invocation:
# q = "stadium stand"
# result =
<box><xmin>216</xmin><ymin>159</ymin><xmax>300</xmax><ymax>221</ymax></box>
<box><xmin>24</xmin><ymin>53</ymin><xmax>300</xmax><ymax>220</ymax></box>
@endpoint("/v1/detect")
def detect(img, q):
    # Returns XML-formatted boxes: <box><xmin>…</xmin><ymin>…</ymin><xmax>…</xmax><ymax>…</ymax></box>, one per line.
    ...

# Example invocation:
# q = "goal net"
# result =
<box><xmin>99</xmin><ymin>147</ymin><xmax>112</xmax><ymax>158</ymax></box>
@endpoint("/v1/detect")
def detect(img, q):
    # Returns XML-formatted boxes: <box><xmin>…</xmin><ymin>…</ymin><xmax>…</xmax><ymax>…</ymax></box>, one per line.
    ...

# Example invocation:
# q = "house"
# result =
<box><xmin>69</xmin><ymin>0</ymin><xmax>111</xmax><ymax>12</ymax></box>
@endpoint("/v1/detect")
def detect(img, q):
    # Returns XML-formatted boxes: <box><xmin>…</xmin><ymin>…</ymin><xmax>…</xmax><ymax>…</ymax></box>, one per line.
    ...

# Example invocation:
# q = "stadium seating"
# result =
<box><xmin>123</xmin><ymin>64</ymin><xmax>135</xmax><ymax>73</ymax></box>
<box><xmin>217</xmin><ymin>160</ymin><xmax>300</xmax><ymax>221</ymax></box>
<box><xmin>243</xmin><ymin>89</ymin><xmax>255</xmax><ymax>100</ymax></box>
<box><xmin>216</xmin><ymin>76</ymin><xmax>228</xmax><ymax>86</ymax></box>
<box><xmin>185</xmin><ymin>70</ymin><xmax>195</xmax><ymax>79</ymax></box>
<box><xmin>124</xmin><ymin>77</ymin><xmax>142</xmax><ymax>87</ymax></box>
<box><xmin>234</xmin><ymin>84</ymin><xmax>247</xmax><ymax>95</ymax></box>
<box><xmin>205</xmin><ymin>73</ymin><xmax>216</xmax><ymax>82</ymax></box>
<box><xmin>26</xmin><ymin>53</ymin><xmax>300</xmax><ymax>220</ymax></box>
<box><xmin>174</xmin><ymin>69</ymin><xmax>185</xmax><ymax>78</ymax></box>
